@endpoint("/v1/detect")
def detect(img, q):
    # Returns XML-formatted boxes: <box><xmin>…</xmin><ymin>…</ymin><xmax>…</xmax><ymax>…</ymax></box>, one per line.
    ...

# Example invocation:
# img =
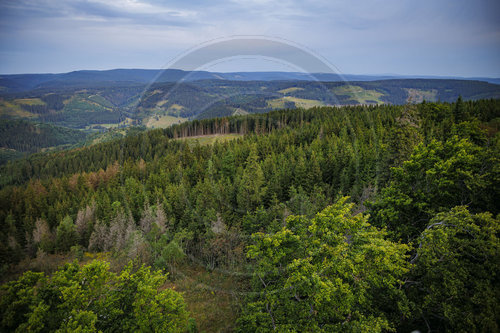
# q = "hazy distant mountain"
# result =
<box><xmin>1</xmin><ymin>69</ymin><xmax>499</xmax><ymax>93</ymax></box>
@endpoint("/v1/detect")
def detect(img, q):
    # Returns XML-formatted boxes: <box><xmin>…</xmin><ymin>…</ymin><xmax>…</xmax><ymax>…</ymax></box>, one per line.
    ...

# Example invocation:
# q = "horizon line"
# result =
<box><xmin>1</xmin><ymin>68</ymin><xmax>499</xmax><ymax>79</ymax></box>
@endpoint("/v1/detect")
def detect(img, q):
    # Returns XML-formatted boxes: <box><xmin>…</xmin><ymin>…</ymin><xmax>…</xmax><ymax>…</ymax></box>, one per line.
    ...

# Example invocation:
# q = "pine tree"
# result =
<box><xmin>56</xmin><ymin>216</ymin><xmax>78</xmax><ymax>252</ymax></box>
<box><xmin>237</xmin><ymin>147</ymin><xmax>266</xmax><ymax>213</ymax></box>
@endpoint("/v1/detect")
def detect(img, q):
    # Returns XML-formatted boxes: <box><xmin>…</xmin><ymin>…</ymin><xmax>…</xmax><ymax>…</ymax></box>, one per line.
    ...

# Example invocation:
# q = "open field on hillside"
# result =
<box><xmin>278</xmin><ymin>87</ymin><xmax>304</xmax><ymax>94</ymax></box>
<box><xmin>145</xmin><ymin>114</ymin><xmax>187</xmax><ymax>128</ymax></box>
<box><xmin>179</xmin><ymin>133</ymin><xmax>242</xmax><ymax>146</ymax></box>
<box><xmin>332</xmin><ymin>84</ymin><xmax>385</xmax><ymax>104</ymax></box>
<box><xmin>0</xmin><ymin>100</ymin><xmax>36</xmax><ymax>117</ymax></box>
<box><xmin>14</xmin><ymin>98</ymin><xmax>46</xmax><ymax>105</ymax></box>
<box><xmin>267</xmin><ymin>96</ymin><xmax>324</xmax><ymax>109</ymax></box>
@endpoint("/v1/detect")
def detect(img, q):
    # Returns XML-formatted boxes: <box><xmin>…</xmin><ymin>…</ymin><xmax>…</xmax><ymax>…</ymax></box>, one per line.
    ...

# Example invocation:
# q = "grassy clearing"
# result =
<box><xmin>150</xmin><ymin>89</ymin><xmax>163</xmax><ymax>95</ymax></box>
<box><xmin>267</xmin><ymin>98</ymin><xmax>285</xmax><ymax>109</ymax></box>
<box><xmin>0</xmin><ymin>100</ymin><xmax>36</xmax><ymax>117</ymax></box>
<box><xmin>168</xmin><ymin>104</ymin><xmax>185</xmax><ymax>116</ymax></box>
<box><xmin>267</xmin><ymin>96</ymin><xmax>324</xmax><ymax>109</ymax></box>
<box><xmin>278</xmin><ymin>87</ymin><xmax>304</xmax><ymax>94</ymax></box>
<box><xmin>284</xmin><ymin>96</ymin><xmax>324</xmax><ymax>108</ymax></box>
<box><xmin>179</xmin><ymin>134</ymin><xmax>241</xmax><ymax>146</ymax></box>
<box><xmin>165</xmin><ymin>263</ymin><xmax>248</xmax><ymax>332</ymax></box>
<box><xmin>332</xmin><ymin>85</ymin><xmax>385</xmax><ymax>104</ymax></box>
<box><xmin>156</xmin><ymin>99</ymin><xmax>168</xmax><ymax>107</ymax></box>
<box><xmin>15</xmin><ymin>98</ymin><xmax>46</xmax><ymax>106</ymax></box>
<box><xmin>86</xmin><ymin>117</ymin><xmax>134</xmax><ymax>130</ymax></box>
<box><xmin>86</xmin><ymin>129</ymin><xmax>128</xmax><ymax>145</ymax></box>
<box><xmin>145</xmin><ymin>114</ymin><xmax>187</xmax><ymax>128</ymax></box>
<box><xmin>64</xmin><ymin>95</ymin><xmax>113</xmax><ymax>113</ymax></box>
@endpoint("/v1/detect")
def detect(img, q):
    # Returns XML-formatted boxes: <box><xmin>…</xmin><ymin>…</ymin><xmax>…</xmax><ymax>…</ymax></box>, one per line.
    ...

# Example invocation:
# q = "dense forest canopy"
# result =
<box><xmin>0</xmin><ymin>118</ymin><xmax>87</xmax><ymax>164</ymax></box>
<box><xmin>0</xmin><ymin>98</ymin><xmax>499</xmax><ymax>332</ymax></box>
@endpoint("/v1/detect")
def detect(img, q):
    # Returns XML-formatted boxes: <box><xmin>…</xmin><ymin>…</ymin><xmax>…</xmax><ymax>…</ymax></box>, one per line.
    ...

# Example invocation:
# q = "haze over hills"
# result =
<box><xmin>1</xmin><ymin>68</ymin><xmax>500</xmax><ymax>93</ymax></box>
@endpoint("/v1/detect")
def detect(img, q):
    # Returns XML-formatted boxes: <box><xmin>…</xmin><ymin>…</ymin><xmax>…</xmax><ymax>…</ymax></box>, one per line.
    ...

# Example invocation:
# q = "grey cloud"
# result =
<box><xmin>0</xmin><ymin>0</ymin><xmax>198</xmax><ymax>27</ymax></box>
<box><xmin>0</xmin><ymin>0</ymin><xmax>499</xmax><ymax>76</ymax></box>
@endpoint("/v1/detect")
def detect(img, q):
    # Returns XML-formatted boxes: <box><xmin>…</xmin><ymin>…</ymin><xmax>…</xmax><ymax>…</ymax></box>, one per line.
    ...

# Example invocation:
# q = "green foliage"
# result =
<box><xmin>153</xmin><ymin>238</ymin><xmax>186</xmax><ymax>270</ymax></box>
<box><xmin>406</xmin><ymin>206</ymin><xmax>500</xmax><ymax>332</ymax></box>
<box><xmin>70</xmin><ymin>245</ymin><xmax>84</xmax><ymax>261</ymax></box>
<box><xmin>56</xmin><ymin>216</ymin><xmax>78</xmax><ymax>252</ymax></box>
<box><xmin>453</xmin><ymin>95</ymin><xmax>468</xmax><ymax>122</ymax></box>
<box><xmin>369</xmin><ymin>134</ymin><xmax>497</xmax><ymax>240</ymax></box>
<box><xmin>242</xmin><ymin>205</ymin><xmax>276</xmax><ymax>235</ymax></box>
<box><xmin>163</xmin><ymin>240</ymin><xmax>186</xmax><ymax>263</ymax></box>
<box><xmin>237</xmin><ymin>147</ymin><xmax>267</xmax><ymax>213</ymax></box>
<box><xmin>0</xmin><ymin>260</ymin><xmax>190</xmax><ymax>332</ymax></box>
<box><xmin>0</xmin><ymin>118</ymin><xmax>87</xmax><ymax>160</ymax></box>
<box><xmin>0</xmin><ymin>270</ymin><xmax>46</xmax><ymax>330</ymax></box>
<box><xmin>0</xmin><ymin>99</ymin><xmax>499</xmax><ymax>331</ymax></box>
<box><xmin>0</xmin><ymin>148</ymin><xmax>25</xmax><ymax>165</ymax></box>
<box><xmin>238</xmin><ymin>197</ymin><xmax>409</xmax><ymax>332</ymax></box>
<box><xmin>124</xmin><ymin>177</ymin><xmax>146</xmax><ymax>221</ymax></box>
<box><xmin>385</xmin><ymin>104</ymin><xmax>423</xmax><ymax>168</ymax></box>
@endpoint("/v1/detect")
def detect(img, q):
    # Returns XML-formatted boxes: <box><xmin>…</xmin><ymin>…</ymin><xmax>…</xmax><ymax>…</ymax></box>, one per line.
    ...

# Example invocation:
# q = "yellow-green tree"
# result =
<box><xmin>0</xmin><ymin>260</ymin><xmax>190</xmax><ymax>332</ymax></box>
<box><xmin>238</xmin><ymin>197</ymin><xmax>409</xmax><ymax>332</ymax></box>
<box><xmin>407</xmin><ymin>206</ymin><xmax>500</xmax><ymax>332</ymax></box>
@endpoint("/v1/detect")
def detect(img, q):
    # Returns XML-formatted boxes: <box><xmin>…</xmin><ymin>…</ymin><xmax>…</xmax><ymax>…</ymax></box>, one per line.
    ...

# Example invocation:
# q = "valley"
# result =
<box><xmin>1</xmin><ymin>70</ymin><xmax>500</xmax><ymax>167</ymax></box>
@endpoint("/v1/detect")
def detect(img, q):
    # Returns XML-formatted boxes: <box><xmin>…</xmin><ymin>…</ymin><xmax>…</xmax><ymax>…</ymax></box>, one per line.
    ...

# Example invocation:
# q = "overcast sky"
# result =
<box><xmin>0</xmin><ymin>0</ymin><xmax>499</xmax><ymax>76</ymax></box>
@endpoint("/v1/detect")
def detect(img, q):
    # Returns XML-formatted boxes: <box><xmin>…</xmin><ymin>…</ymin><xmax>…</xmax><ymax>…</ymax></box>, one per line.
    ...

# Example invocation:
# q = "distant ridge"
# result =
<box><xmin>1</xmin><ymin>69</ymin><xmax>499</xmax><ymax>93</ymax></box>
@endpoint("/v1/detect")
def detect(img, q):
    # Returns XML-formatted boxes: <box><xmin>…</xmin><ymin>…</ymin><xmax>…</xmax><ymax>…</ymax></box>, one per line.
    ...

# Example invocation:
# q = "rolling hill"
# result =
<box><xmin>1</xmin><ymin>69</ymin><xmax>500</xmax><ymax>93</ymax></box>
<box><xmin>0</xmin><ymin>118</ymin><xmax>87</xmax><ymax>164</ymax></box>
<box><xmin>3</xmin><ymin>78</ymin><xmax>498</xmax><ymax>127</ymax></box>
<box><xmin>1</xmin><ymin>71</ymin><xmax>499</xmax><ymax>164</ymax></box>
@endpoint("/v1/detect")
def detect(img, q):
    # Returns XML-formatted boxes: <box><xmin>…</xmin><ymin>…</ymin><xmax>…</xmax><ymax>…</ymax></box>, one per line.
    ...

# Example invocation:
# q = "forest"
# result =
<box><xmin>2</xmin><ymin>78</ymin><xmax>499</xmax><ymax>130</ymax></box>
<box><xmin>0</xmin><ymin>119</ymin><xmax>88</xmax><ymax>164</ymax></box>
<box><xmin>0</xmin><ymin>97</ymin><xmax>499</xmax><ymax>332</ymax></box>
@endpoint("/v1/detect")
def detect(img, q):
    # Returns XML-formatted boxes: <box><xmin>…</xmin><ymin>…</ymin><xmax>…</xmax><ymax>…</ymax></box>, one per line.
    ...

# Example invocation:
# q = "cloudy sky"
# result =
<box><xmin>0</xmin><ymin>0</ymin><xmax>499</xmax><ymax>76</ymax></box>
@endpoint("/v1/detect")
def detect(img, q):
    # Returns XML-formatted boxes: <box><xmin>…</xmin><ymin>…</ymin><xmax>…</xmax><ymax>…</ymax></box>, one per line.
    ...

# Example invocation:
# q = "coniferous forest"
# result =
<box><xmin>0</xmin><ymin>98</ymin><xmax>499</xmax><ymax>332</ymax></box>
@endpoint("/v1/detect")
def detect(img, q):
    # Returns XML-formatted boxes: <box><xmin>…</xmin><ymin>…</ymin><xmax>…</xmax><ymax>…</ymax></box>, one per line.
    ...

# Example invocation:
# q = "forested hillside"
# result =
<box><xmin>0</xmin><ymin>119</ymin><xmax>87</xmax><ymax>164</ymax></box>
<box><xmin>2</xmin><ymin>79</ymin><xmax>499</xmax><ymax>130</ymax></box>
<box><xmin>0</xmin><ymin>98</ymin><xmax>499</xmax><ymax>332</ymax></box>
<box><xmin>2</xmin><ymin>69</ymin><xmax>499</xmax><ymax>93</ymax></box>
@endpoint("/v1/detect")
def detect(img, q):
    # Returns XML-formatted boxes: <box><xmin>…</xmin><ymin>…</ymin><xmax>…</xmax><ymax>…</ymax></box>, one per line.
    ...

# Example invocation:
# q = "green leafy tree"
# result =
<box><xmin>0</xmin><ymin>271</ymin><xmax>45</xmax><ymax>330</ymax></box>
<box><xmin>0</xmin><ymin>260</ymin><xmax>190</xmax><ymax>332</ymax></box>
<box><xmin>369</xmin><ymin>136</ymin><xmax>495</xmax><ymax>240</ymax></box>
<box><xmin>406</xmin><ymin>206</ymin><xmax>500</xmax><ymax>332</ymax></box>
<box><xmin>238</xmin><ymin>197</ymin><xmax>409</xmax><ymax>332</ymax></box>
